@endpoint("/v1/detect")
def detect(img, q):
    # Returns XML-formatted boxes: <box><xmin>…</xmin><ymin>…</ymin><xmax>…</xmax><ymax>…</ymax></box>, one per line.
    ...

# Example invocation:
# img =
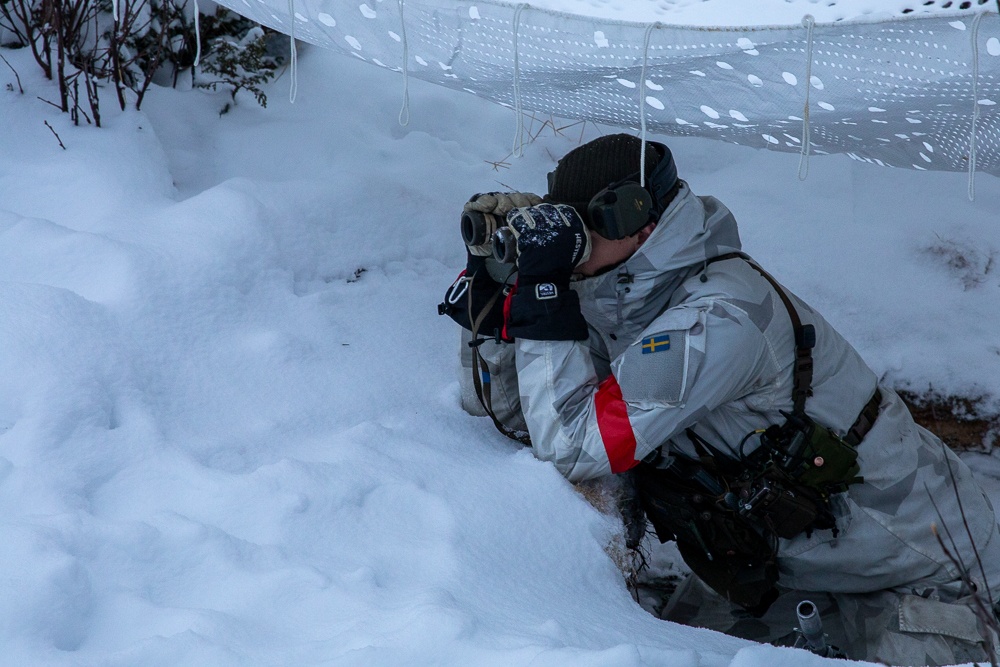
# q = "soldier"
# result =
<box><xmin>439</xmin><ymin>133</ymin><xmax>1000</xmax><ymax>666</ymax></box>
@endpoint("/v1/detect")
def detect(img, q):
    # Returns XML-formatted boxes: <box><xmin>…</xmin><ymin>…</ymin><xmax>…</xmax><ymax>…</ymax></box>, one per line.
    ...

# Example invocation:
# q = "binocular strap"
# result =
<box><xmin>467</xmin><ymin>271</ymin><xmax>532</xmax><ymax>448</ymax></box>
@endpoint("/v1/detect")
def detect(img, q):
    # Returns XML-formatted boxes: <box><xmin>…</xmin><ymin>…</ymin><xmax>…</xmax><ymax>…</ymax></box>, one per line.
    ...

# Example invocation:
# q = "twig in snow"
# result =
<box><xmin>44</xmin><ymin>120</ymin><xmax>66</xmax><ymax>150</ymax></box>
<box><xmin>0</xmin><ymin>52</ymin><xmax>23</xmax><ymax>93</ymax></box>
<box><xmin>36</xmin><ymin>96</ymin><xmax>62</xmax><ymax>111</ymax></box>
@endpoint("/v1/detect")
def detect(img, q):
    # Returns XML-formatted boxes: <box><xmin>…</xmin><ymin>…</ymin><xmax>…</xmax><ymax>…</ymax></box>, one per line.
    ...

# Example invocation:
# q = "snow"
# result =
<box><xmin>1</xmin><ymin>32</ymin><xmax>999</xmax><ymax>667</ymax></box>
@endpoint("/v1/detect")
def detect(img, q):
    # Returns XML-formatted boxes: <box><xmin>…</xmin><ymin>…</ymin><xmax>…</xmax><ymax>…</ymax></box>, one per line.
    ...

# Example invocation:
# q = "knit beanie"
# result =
<box><xmin>545</xmin><ymin>134</ymin><xmax>666</xmax><ymax>218</ymax></box>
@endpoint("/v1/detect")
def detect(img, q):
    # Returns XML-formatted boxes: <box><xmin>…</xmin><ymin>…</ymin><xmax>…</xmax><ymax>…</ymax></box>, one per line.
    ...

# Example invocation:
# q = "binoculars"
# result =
<box><xmin>461</xmin><ymin>207</ymin><xmax>593</xmax><ymax>267</ymax></box>
<box><xmin>461</xmin><ymin>209</ymin><xmax>521</xmax><ymax>264</ymax></box>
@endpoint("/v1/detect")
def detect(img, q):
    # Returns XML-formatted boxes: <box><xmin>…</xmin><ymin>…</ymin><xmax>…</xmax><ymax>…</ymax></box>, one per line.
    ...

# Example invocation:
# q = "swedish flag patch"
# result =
<box><xmin>641</xmin><ymin>334</ymin><xmax>671</xmax><ymax>354</ymax></box>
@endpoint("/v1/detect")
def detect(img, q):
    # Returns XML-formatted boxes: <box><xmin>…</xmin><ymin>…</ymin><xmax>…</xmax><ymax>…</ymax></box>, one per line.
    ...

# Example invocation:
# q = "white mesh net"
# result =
<box><xmin>214</xmin><ymin>0</ymin><xmax>1000</xmax><ymax>176</ymax></box>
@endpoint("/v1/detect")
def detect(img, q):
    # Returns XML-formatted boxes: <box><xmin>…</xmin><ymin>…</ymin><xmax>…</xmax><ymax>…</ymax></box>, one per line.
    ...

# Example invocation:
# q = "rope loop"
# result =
<box><xmin>639</xmin><ymin>22</ymin><xmax>661</xmax><ymax>187</ymax></box>
<box><xmin>287</xmin><ymin>0</ymin><xmax>299</xmax><ymax>103</ymax></box>
<box><xmin>193</xmin><ymin>0</ymin><xmax>202</xmax><ymax>68</ymax></box>
<box><xmin>798</xmin><ymin>14</ymin><xmax>816</xmax><ymax>181</ymax></box>
<box><xmin>967</xmin><ymin>11</ymin><xmax>985</xmax><ymax>201</ymax></box>
<box><xmin>398</xmin><ymin>0</ymin><xmax>410</xmax><ymax>126</ymax></box>
<box><xmin>511</xmin><ymin>3</ymin><xmax>529</xmax><ymax>158</ymax></box>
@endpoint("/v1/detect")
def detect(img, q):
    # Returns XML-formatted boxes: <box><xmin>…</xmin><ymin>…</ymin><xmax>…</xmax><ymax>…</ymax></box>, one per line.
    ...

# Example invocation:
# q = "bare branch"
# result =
<box><xmin>36</xmin><ymin>95</ymin><xmax>63</xmax><ymax>110</ymax></box>
<box><xmin>931</xmin><ymin>524</ymin><xmax>999</xmax><ymax>666</ymax></box>
<box><xmin>43</xmin><ymin>119</ymin><xmax>65</xmax><ymax>149</ymax></box>
<box><xmin>485</xmin><ymin>157</ymin><xmax>511</xmax><ymax>172</ymax></box>
<box><xmin>0</xmin><ymin>51</ymin><xmax>24</xmax><ymax>93</ymax></box>
<box><xmin>940</xmin><ymin>440</ymin><xmax>996</xmax><ymax>610</ymax></box>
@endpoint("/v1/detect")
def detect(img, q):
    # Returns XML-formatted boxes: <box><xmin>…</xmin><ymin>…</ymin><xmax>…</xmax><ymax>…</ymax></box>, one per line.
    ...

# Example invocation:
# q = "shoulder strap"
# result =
<box><xmin>467</xmin><ymin>270</ymin><xmax>533</xmax><ymax>447</ymax></box>
<box><xmin>700</xmin><ymin>252</ymin><xmax>814</xmax><ymax>416</ymax></box>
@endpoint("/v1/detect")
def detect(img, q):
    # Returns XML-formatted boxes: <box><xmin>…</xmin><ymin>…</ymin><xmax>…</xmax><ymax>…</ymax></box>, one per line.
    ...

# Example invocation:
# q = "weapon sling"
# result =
<box><xmin>708</xmin><ymin>252</ymin><xmax>814</xmax><ymax>416</ymax></box>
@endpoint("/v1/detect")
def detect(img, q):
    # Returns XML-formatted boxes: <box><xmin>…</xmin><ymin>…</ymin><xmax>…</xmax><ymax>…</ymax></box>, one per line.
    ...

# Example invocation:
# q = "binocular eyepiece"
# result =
<box><xmin>460</xmin><ymin>209</ymin><xmax>496</xmax><ymax>248</ymax></box>
<box><xmin>460</xmin><ymin>210</ymin><xmax>519</xmax><ymax>264</ymax></box>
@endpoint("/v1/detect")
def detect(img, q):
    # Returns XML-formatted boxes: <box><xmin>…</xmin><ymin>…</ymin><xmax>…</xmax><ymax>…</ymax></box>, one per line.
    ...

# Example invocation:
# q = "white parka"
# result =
<box><xmin>510</xmin><ymin>182</ymin><xmax>1000</xmax><ymax>597</ymax></box>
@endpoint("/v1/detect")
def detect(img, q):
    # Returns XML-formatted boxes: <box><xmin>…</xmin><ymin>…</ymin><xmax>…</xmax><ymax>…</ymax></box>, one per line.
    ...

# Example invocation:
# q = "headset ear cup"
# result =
<box><xmin>586</xmin><ymin>181</ymin><xmax>654</xmax><ymax>240</ymax></box>
<box><xmin>615</xmin><ymin>183</ymin><xmax>653</xmax><ymax>216</ymax></box>
<box><xmin>610</xmin><ymin>183</ymin><xmax>653</xmax><ymax>239</ymax></box>
<box><xmin>586</xmin><ymin>185</ymin><xmax>615</xmax><ymax>239</ymax></box>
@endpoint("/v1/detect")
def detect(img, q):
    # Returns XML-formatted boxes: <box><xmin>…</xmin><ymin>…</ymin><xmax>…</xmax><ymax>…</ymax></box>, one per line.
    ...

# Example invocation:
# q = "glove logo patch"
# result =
<box><xmin>641</xmin><ymin>334</ymin><xmax>671</xmax><ymax>354</ymax></box>
<box><xmin>535</xmin><ymin>283</ymin><xmax>559</xmax><ymax>300</ymax></box>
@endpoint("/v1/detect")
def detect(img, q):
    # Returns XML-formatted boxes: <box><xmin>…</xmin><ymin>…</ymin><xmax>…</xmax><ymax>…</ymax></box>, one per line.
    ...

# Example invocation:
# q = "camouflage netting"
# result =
<box><xmin>213</xmin><ymin>0</ymin><xmax>1000</xmax><ymax>176</ymax></box>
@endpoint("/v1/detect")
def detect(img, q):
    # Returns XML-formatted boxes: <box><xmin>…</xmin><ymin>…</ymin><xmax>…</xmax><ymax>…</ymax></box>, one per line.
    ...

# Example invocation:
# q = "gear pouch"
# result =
<box><xmin>739</xmin><ymin>475</ymin><xmax>822</xmax><ymax>540</ymax></box>
<box><xmin>795</xmin><ymin>421</ymin><xmax>864</xmax><ymax>491</ymax></box>
<box><xmin>759</xmin><ymin>414</ymin><xmax>863</xmax><ymax>493</ymax></box>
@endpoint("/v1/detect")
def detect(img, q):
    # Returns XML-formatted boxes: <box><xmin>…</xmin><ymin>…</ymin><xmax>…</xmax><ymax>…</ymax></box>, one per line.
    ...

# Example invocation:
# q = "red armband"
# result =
<box><xmin>594</xmin><ymin>375</ymin><xmax>639</xmax><ymax>473</ymax></box>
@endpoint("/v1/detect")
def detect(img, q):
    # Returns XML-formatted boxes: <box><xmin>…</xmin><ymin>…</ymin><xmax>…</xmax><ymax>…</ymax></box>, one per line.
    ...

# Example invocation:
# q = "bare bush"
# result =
<box><xmin>1</xmin><ymin>0</ymin><xmax>281</xmax><ymax>125</ymax></box>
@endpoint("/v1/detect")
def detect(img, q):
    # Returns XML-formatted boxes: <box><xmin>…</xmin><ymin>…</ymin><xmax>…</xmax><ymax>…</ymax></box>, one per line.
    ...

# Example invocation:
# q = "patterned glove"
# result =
<box><xmin>504</xmin><ymin>204</ymin><xmax>591</xmax><ymax>341</ymax></box>
<box><xmin>463</xmin><ymin>192</ymin><xmax>542</xmax><ymax>257</ymax></box>
<box><xmin>506</xmin><ymin>203</ymin><xmax>591</xmax><ymax>288</ymax></box>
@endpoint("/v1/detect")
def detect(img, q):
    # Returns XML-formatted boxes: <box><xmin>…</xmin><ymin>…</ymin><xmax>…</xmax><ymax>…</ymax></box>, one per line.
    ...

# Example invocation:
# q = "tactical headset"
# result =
<box><xmin>545</xmin><ymin>141</ymin><xmax>678</xmax><ymax>242</ymax></box>
<box><xmin>586</xmin><ymin>177</ymin><xmax>657</xmax><ymax>241</ymax></box>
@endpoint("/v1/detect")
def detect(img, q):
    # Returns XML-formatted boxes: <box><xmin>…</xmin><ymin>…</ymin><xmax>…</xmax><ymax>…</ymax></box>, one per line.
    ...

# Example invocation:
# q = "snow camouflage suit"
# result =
<box><xmin>455</xmin><ymin>183</ymin><xmax>1000</xmax><ymax>666</ymax></box>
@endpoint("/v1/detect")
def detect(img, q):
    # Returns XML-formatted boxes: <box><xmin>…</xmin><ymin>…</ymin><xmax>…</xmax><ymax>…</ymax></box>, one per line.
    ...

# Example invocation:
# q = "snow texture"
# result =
<box><xmin>0</xmin><ymin>34</ymin><xmax>999</xmax><ymax>667</ymax></box>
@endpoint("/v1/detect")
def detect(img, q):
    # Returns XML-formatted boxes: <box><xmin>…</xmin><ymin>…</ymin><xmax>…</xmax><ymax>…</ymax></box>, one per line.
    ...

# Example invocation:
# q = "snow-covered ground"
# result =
<box><xmin>1</xmin><ymin>33</ymin><xmax>999</xmax><ymax>666</ymax></box>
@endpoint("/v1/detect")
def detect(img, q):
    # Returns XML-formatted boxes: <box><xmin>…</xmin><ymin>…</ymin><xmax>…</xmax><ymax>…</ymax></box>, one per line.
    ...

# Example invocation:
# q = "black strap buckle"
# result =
<box><xmin>796</xmin><ymin>324</ymin><xmax>816</xmax><ymax>349</ymax></box>
<box><xmin>843</xmin><ymin>388</ymin><xmax>883</xmax><ymax>447</ymax></box>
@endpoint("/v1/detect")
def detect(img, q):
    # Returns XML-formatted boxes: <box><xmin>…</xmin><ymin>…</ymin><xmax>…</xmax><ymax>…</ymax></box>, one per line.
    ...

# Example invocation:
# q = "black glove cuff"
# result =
<box><xmin>507</xmin><ymin>283</ymin><xmax>588</xmax><ymax>341</ymax></box>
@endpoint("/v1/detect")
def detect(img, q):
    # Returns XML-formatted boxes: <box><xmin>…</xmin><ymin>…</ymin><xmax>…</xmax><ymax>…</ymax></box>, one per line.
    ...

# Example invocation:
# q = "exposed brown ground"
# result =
<box><xmin>898</xmin><ymin>390</ymin><xmax>998</xmax><ymax>452</ymax></box>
